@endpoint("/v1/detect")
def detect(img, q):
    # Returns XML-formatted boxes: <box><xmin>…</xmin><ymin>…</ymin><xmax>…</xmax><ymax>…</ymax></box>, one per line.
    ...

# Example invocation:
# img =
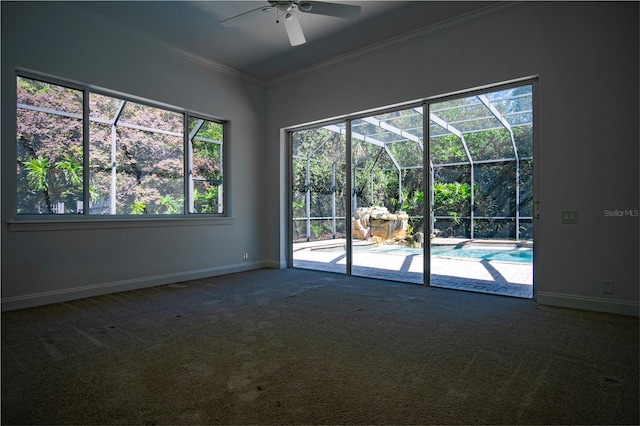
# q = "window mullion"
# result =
<box><xmin>83</xmin><ymin>89</ymin><xmax>90</xmax><ymax>216</ymax></box>
<box><xmin>184</xmin><ymin>114</ymin><xmax>190</xmax><ymax>214</ymax></box>
<box><xmin>218</xmin><ymin>139</ymin><xmax>224</xmax><ymax>214</ymax></box>
<box><xmin>345</xmin><ymin>119</ymin><xmax>352</xmax><ymax>276</ymax></box>
<box><xmin>187</xmin><ymin>117</ymin><xmax>205</xmax><ymax>214</ymax></box>
<box><xmin>110</xmin><ymin>101</ymin><xmax>126</xmax><ymax>215</ymax></box>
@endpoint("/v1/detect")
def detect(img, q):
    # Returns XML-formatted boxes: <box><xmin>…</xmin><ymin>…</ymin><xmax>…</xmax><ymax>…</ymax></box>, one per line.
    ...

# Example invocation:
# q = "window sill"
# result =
<box><xmin>7</xmin><ymin>216</ymin><xmax>234</xmax><ymax>232</ymax></box>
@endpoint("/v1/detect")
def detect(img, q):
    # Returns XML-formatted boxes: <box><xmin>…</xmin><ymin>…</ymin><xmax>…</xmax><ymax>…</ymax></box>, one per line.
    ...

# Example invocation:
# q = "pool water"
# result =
<box><xmin>367</xmin><ymin>245</ymin><xmax>533</xmax><ymax>263</ymax></box>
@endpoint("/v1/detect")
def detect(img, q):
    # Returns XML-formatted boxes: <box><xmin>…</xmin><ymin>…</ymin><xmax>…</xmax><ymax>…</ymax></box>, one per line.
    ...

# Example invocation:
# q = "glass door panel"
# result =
<box><xmin>350</xmin><ymin>108</ymin><xmax>424</xmax><ymax>284</ymax></box>
<box><xmin>291</xmin><ymin>124</ymin><xmax>347</xmax><ymax>274</ymax></box>
<box><xmin>428</xmin><ymin>84</ymin><xmax>534</xmax><ymax>298</ymax></box>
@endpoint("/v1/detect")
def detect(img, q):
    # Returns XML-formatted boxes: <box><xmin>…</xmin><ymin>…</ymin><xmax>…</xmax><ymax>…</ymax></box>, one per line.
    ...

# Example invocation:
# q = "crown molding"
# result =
<box><xmin>266</xmin><ymin>1</ymin><xmax>538</xmax><ymax>89</ymax></box>
<box><xmin>61</xmin><ymin>2</ymin><xmax>266</xmax><ymax>89</ymax></box>
<box><xmin>57</xmin><ymin>1</ymin><xmax>537</xmax><ymax>91</ymax></box>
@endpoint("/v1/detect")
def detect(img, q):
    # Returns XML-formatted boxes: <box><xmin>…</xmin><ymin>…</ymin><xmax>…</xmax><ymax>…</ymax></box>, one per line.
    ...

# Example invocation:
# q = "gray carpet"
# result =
<box><xmin>2</xmin><ymin>268</ymin><xmax>638</xmax><ymax>425</ymax></box>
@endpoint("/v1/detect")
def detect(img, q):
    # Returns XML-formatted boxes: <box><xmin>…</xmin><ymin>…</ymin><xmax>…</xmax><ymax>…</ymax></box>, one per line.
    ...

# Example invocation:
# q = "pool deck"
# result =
<box><xmin>293</xmin><ymin>238</ymin><xmax>533</xmax><ymax>299</ymax></box>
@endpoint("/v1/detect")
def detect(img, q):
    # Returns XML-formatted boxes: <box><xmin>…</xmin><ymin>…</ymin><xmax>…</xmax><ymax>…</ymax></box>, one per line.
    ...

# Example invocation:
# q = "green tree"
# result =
<box><xmin>23</xmin><ymin>156</ymin><xmax>52</xmax><ymax>210</ymax></box>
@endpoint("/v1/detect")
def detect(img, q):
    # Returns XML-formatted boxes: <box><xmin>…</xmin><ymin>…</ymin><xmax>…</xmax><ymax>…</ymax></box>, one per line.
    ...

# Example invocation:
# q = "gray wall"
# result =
<box><xmin>263</xmin><ymin>2</ymin><xmax>639</xmax><ymax>315</ymax></box>
<box><xmin>1</xmin><ymin>2</ymin><xmax>266</xmax><ymax>309</ymax></box>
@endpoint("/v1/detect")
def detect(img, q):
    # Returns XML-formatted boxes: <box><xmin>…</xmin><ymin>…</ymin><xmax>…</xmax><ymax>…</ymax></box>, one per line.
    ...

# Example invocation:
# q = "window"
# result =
<box><xmin>17</xmin><ymin>77</ymin><xmax>84</xmax><ymax>214</ymax></box>
<box><xmin>16</xmin><ymin>75</ymin><xmax>225</xmax><ymax>217</ymax></box>
<box><xmin>188</xmin><ymin>117</ymin><xmax>224</xmax><ymax>214</ymax></box>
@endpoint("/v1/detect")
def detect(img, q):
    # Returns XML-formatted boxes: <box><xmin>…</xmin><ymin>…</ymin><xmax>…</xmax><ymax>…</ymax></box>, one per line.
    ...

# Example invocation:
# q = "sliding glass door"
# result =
<box><xmin>289</xmin><ymin>81</ymin><xmax>534</xmax><ymax>299</ymax></box>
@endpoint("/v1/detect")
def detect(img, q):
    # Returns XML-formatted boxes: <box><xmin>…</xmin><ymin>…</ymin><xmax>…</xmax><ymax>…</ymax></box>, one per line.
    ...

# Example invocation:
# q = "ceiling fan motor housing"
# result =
<box><xmin>269</xmin><ymin>1</ymin><xmax>293</xmax><ymax>12</ymax></box>
<box><xmin>267</xmin><ymin>1</ymin><xmax>312</xmax><ymax>12</ymax></box>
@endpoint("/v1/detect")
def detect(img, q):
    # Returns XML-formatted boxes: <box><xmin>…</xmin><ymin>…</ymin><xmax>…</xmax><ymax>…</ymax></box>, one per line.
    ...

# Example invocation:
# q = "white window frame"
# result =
<box><xmin>11</xmin><ymin>70</ymin><xmax>231</xmax><ymax>231</ymax></box>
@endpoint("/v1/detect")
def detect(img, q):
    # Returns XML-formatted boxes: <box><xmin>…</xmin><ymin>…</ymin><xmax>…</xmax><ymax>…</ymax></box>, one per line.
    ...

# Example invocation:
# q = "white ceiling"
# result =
<box><xmin>70</xmin><ymin>1</ymin><xmax>496</xmax><ymax>82</ymax></box>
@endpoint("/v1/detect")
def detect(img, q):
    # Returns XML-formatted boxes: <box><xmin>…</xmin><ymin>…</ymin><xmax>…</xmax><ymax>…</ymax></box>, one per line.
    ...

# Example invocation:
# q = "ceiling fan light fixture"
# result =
<box><xmin>275</xmin><ymin>2</ymin><xmax>293</xmax><ymax>12</ymax></box>
<box><xmin>285</xmin><ymin>12</ymin><xmax>293</xmax><ymax>21</ymax></box>
<box><xmin>299</xmin><ymin>2</ymin><xmax>312</xmax><ymax>12</ymax></box>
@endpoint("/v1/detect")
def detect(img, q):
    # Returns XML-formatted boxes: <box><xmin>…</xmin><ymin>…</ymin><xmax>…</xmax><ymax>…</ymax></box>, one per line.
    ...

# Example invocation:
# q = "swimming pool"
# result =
<box><xmin>367</xmin><ymin>245</ymin><xmax>533</xmax><ymax>263</ymax></box>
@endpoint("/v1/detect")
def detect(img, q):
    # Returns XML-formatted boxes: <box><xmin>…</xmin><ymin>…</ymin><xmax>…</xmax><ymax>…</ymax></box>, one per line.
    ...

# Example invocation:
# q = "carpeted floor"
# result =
<box><xmin>2</xmin><ymin>268</ymin><xmax>638</xmax><ymax>425</ymax></box>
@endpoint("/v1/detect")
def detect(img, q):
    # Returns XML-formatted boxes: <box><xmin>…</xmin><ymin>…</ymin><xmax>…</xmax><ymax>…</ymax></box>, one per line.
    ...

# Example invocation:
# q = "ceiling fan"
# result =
<box><xmin>220</xmin><ymin>1</ymin><xmax>362</xmax><ymax>47</ymax></box>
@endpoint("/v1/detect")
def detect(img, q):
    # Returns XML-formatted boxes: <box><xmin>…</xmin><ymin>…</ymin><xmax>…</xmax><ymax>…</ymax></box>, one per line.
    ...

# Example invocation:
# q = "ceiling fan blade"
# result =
<box><xmin>284</xmin><ymin>13</ymin><xmax>306</xmax><ymax>46</ymax></box>
<box><xmin>220</xmin><ymin>5</ymin><xmax>273</xmax><ymax>27</ymax></box>
<box><xmin>298</xmin><ymin>1</ymin><xmax>361</xmax><ymax>19</ymax></box>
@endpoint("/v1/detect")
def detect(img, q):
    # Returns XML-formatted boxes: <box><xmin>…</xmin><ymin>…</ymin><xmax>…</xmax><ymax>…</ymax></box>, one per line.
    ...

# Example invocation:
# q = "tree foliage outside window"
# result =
<box><xmin>291</xmin><ymin>127</ymin><xmax>348</xmax><ymax>241</ymax></box>
<box><xmin>89</xmin><ymin>95</ymin><xmax>184</xmax><ymax>215</ymax></box>
<box><xmin>189</xmin><ymin>118</ymin><xmax>223</xmax><ymax>214</ymax></box>
<box><xmin>17</xmin><ymin>78</ymin><xmax>84</xmax><ymax>214</ymax></box>
<box><xmin>16</xmin><ymin>75</ymin><xmax>224</xmax><ymax>216</ymax></box>
<box><xmin>291</xmin><ymin>84</ymin><xmax>533</xmax><ymax>241</ymax></box>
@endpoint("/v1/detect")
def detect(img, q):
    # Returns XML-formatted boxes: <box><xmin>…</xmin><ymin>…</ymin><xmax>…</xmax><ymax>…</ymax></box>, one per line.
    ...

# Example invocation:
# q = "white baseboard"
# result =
<box><xmin>537</xmin><ymin>291</ymin><xmax>639</xmax><ymax>317</ymax></box>
<box><xmin>1</xmin><ymin>261</ymin><xmax>266</xmax><ymax>312</ymax></box>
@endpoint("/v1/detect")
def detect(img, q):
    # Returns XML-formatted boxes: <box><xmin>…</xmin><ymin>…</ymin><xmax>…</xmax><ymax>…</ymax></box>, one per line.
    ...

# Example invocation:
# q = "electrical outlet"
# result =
<box><xmin>243</xmin><ymin>252</ymin><xmax>248</xmax><ymax>261</ymax></box>
<box><xmin>602</xmin><ymin>280</ymin><xmax>615</xmax><ymax>295</ymax></box>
